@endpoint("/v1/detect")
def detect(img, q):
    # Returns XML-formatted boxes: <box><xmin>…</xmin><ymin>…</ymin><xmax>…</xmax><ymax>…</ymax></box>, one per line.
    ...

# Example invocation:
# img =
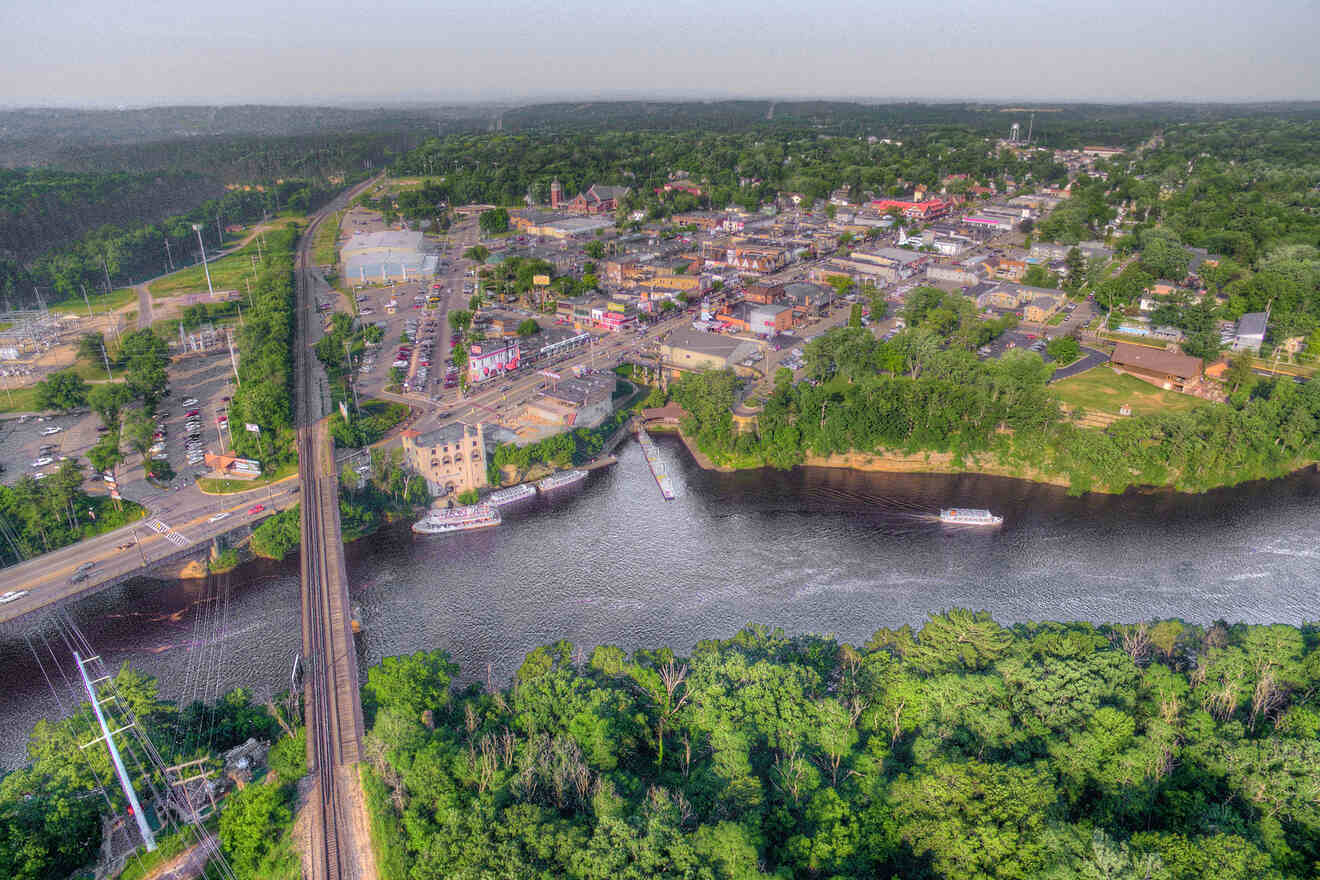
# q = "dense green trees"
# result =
<box><xmin>670</xmin><ymin>324</ymin><xmax>1320</xmax><ymax>493</ymax></box>
<box><xmin>224</xmin><ymin>225</ymin><xmax>298</xmax><ymax>469</ymax></box>
<box><xmin>359</xmin><ymin>615</ymin><xmax>1320</xmax><ymax>879</ymax></box>
<box><xmin>250</xmin><ymin>505</ymin><xmax>300</xmax><ymax>560</ymax></box>
<box><xmin>32</xmin><ymin>369</ymin><xmax>89</xmax><ymax>411</ymax></box>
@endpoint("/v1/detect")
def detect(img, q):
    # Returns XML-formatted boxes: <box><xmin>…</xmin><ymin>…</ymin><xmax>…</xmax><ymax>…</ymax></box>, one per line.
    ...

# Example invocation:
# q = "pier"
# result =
<box><xmin>636</xmin><ymin>425</ymin><xmax>676</xmax><ymax>500</ymax></box>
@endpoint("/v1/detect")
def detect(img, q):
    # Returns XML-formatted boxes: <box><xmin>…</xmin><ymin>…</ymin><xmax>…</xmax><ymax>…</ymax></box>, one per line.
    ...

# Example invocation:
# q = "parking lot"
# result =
<box><xmin>154</xmin><ymin>348</ymin><xmax>239</xmax><ymax>481</ymax></box>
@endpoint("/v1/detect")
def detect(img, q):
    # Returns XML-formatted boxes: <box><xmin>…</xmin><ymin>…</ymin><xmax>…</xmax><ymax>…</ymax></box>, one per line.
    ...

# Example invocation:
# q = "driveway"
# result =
<box><xmin>1049</xmin><ymin>345</ymin><xmax>1109</xmax><ymax>382</ymax></box>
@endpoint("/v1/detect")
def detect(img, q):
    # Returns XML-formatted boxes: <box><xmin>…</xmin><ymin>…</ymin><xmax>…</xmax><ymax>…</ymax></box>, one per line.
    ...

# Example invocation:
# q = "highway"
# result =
<box><xmin>294</xmin><ymin>175</ymin><xmax>375</xmax><ymax>880</ymax></box>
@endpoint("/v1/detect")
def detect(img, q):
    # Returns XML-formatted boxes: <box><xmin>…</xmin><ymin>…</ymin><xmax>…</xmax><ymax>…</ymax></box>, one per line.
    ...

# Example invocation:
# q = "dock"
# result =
<box><xmin>636</xmin><ymin>426</ymin><xmax>676</xmax><ymax>500</ymax></box>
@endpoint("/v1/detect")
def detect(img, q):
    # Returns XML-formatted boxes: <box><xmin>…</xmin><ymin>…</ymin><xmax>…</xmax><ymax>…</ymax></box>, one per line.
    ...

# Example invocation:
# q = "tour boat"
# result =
<box><xmin>537</xmin><ymin>470</ymin><xmax>588</xmax><ymax>493</ymax></box>
<box><xmin>486</xmin><ymin>484</ymin><xmax>537</xmax><ymax>507</ymax></box>
<box><xmin>939</xmin><ymin>508</ymin><xmax>1004</xmax><ymax>526</ymax></box>
<box><xmin>412</xmin><ymin>504</ymin><xmax>501</xmax><ymax>534</ymax></box>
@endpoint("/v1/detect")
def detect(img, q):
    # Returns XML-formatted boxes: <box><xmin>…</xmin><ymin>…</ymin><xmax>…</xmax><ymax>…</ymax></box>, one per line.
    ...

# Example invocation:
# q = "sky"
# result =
<box><xmin>3</xmin><ymin>0</ymin><xmax>1318</xmax><ymax>106</ymax></box>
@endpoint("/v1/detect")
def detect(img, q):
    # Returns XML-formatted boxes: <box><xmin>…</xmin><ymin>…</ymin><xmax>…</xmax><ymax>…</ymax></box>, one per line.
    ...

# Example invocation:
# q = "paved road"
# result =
<box><xmin>1050</xmin><ymin>345</ymin><xmax>1110</xmax><ymax>383</ymax></box>
<box><xmin>0</xmin><ymin>478</ymin><xmax>299</xmax><ymax>625</ymax></box>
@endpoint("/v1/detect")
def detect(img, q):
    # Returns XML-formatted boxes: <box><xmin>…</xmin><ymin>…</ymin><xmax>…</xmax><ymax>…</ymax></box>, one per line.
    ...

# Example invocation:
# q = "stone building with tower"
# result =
<box><xmin>400</xmin><ymin>422</ymin><xmax>489</xmax><ymax>498</ymax></box>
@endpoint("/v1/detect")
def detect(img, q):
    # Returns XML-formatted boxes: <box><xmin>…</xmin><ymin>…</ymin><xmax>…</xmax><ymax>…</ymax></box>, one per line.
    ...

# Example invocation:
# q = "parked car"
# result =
<box><xmin>41</xmin><ymin>426</ymin><xmax>63</xmax><ymax>436</ymax></box>
<box><xmin>182</xmin><ymin>398</ymin><xmax>199</xmax><ymax>407</ymax></box>
<box><xmin>31</xmin><ymin>457</ymin><xmax>53</xmax><ymax>467</ymax></box>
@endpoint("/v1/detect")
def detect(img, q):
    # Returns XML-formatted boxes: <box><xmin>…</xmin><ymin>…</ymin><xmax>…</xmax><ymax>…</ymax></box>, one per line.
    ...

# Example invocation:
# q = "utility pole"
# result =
<box><xmin>164</xmin><ymin>238</ymin><xmax>174</xmax><ymax>271</ymax></box>
<box><xmin>225</xmin><ymin>329</ymin><xmax>240</xmax><ymax>386</ymax></box>
<box><xmin>192</xmin><ymin>225</ymin><xmax>215</xmax><ymax>298</ymax></box>
<box><xmin>81</xmin><ymin>285</ymin><xmax>93</xmax><ymax>320</ymax></box>
<box><xmin>75</xmin><ymin>651</ymin><xmax>157</xmax><ymax>853</ymax></box>
<box><xmin>101</xmin><ymin>255</ymin><xmax>113</xmax><ymax>294</ymax></box>
<box><xmin>100</xmin><ymin>342</ymin><xmax>114</xmax><ymax>381</ymax></box>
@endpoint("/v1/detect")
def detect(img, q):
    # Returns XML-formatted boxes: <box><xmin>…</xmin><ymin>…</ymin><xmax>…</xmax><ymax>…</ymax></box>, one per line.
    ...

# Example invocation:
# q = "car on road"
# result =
<box><xmin>0</xmin><ymin>590</ymin><xmax>30</xmax><ymax>604</ymax></box>
<box><xmin>208</xmin><ymin>512</ymin><xmax>231</xmax><ymax>523</ymax></box>
<box><xmin>247</xmin><ymin>504</ymin><xmax>265</xmax><ymax>515</ymax></box>
<box><xmin>116</xmin><ymin>541</ymin><xmax>134</xmax><ymax>550</ymax></box>
<box><xmin>76</xmin><ymin>561</ymin><xmax>96</xmax><ymax>574</ymax></box>
<box><xmin>41</xmin><ymin>426</ymin><xmax>63</xmax><ymax>436</ymax></box>
<box><xmin>182</xmin><ymin>398</ymin><xmax>199</xmax><ymax>407</ymax></box>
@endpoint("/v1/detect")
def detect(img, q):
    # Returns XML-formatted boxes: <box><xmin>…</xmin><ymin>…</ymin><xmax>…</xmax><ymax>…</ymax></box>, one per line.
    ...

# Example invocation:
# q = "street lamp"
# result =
<box><xmin>192</xmin><ymin>224</ymin><xmax>215</xmax><ymax>298</ymax></box>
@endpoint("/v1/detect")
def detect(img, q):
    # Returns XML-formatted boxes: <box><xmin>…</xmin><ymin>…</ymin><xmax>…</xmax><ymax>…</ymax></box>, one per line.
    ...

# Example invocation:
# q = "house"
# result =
<box><xmin>1232</xmin><ymin>312</ymin><xmax>1268</xmax><ymax>353</ymax></box>
<box><xmin>400</xmin><ymin>422</ymin><xmax>488</xmax><ymax>498</ymax></box>
<box><xmin>986</xmin><ymin>257</ymin><xmax>1028</xmax><ymax>282</ymax></box>
<box><xmin>1111</xmin><ymin>343</ymin><xmax>1202</xmax><ymax>392</ymax></box>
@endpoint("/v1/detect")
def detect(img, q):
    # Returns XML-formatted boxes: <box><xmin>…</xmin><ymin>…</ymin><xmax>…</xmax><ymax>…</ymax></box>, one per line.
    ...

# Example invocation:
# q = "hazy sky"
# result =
<box><xmin>3</xmin><ymin>0</ymin><xmax>1318</xmax><ymax>106</ymax></box>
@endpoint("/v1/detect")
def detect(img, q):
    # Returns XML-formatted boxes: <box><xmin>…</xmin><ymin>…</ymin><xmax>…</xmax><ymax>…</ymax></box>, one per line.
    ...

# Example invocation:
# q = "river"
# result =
<box><xmin>2</xmin><ymin>434</ymin><xmax>1318</xmax><ymax>768</ymax></box>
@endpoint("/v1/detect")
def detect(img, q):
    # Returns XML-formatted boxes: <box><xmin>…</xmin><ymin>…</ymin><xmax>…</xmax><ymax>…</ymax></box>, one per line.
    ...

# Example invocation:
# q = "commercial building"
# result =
<box><xmin>1111</xmin><ymin>343</ymin><xmax>1203</xmax><ymax>392</ymax></box>
<box><xmin>522</xmin><ymin>373</ymin><xmax>616</xmax><ymax>430</ymax></box>
<box><xmin>782</xmin><ymin>281</ymin><xmax>834</xmax><ymax>316</ymax></box>
<box><xmin>401</xmin><ymin>422</ymin><xmax>488</xmax><ymax>498</ymax></box>
<box><xmin>341</xmin><ymin>230</ymin><xmax>438</xmax><ymax>283</ymax></box>
<box><xmin>869</xmin><ymin>198</ymin><xmax>950</xmax><ymax>220</ymax></box>
<box><xmin>467</xmin><ymin>338</ymin><xmax>520</xmax><ymax>383</ymax></box>
<box><xmin>660</xmin><ymin>326</ymin><xmax>761</xmax><ymax>378</ymax></box>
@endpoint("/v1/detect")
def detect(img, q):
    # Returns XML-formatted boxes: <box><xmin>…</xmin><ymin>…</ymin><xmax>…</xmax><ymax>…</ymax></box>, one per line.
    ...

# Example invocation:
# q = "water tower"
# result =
<box><xmin>550</xmin><ymin>179</ymin><xmax>563</xmax><ymax>209</ymax></box>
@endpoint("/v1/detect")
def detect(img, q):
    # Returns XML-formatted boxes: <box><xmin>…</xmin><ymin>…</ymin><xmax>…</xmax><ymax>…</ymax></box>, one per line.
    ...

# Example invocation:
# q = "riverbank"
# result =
<box><xmin>663</xmin><ymin>424</ymin><xmax>1317</xmax><ymax>497</ymax></box>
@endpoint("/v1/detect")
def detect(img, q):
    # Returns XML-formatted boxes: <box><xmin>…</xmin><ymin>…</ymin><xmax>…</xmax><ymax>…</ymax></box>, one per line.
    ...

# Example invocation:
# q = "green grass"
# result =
<box><xmin>197</xmin><ymin>460</ymin><xmax>298</xmax><ymax>495</ymax></box>
<box><xmin>0</xmin><ymin>384</ymin><xmax>42</xmax><ymax>413</ymax></box>
<box><xmin>1053</xmin><ymin>368</ymin><xmax>1209</xmax><ymax>418</ymax></box>
<box><xmin>48</xmin><ymin>287</ymin><xmax>136</xmax><ymax>314</ymax></box>
<box><xmin>150</xmin><ymin>241</ymin><xmax>263</xmax><ymax>298</ymax></box>
<box><xmin>0</xmin><ymin>321</ymin><xmax>11</xmax><ymax>332</ymax></box>
<box><xmin>313</xmin><ymin>211</ymin><xmax>343</xmax><ymax>266</ymax></box>
<box><xmin>65</xmin><ymin>360</ymin><xmax>124</xmax><ymax>382</ymax></box>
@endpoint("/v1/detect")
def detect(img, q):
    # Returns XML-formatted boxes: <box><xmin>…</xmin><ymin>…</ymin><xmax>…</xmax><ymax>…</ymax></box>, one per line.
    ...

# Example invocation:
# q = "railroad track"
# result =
<box><xmin>294</xmin><ymin>176</ymin><xmax>379</xmax><ymax>880</ymax></box>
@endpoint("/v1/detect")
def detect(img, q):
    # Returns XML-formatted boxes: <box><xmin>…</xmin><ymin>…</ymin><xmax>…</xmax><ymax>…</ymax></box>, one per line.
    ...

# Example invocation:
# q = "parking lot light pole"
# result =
<box><xmin>192</xmin><ymin>224</ymin><xmax>215</xmax><ymax>298</ymax></box>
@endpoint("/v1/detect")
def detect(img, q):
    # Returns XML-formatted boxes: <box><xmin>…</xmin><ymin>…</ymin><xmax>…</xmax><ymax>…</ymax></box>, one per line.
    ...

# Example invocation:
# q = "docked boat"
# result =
<box><xmin>537</xmin><ymin>470</ymin><xmax>588</xmax><ymax>493</ymax></box>
<box><xmin>412</xmin><ymin>504</ymin><xmax>501</xmax><ymax>534</ymax></box>
<box><xmin>939</xmin><ymin>508</ymin><xmax>1003</xmax><ymax>526</ymax></box>
<box><xmin>486</xmin><ymin>484</ymin><xmax>537</xmax><ymax>507</ymax></box>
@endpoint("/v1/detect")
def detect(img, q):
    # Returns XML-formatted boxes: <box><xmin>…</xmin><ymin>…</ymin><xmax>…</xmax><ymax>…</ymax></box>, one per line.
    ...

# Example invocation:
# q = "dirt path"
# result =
<box><xmin>135</xmin><ymin>283</ymin><xmax>153</xmax><ymax>329</ymax></box>
<box><xmin>139</xmin><ymin>842</ymin><xmax>209</xmax><ymax>880</ymax></box>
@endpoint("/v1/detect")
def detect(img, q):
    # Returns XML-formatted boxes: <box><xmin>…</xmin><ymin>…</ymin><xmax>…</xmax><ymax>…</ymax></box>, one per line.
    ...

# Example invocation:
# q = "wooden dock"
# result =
<box><xmin>635</xmin><ymin>426</ymin><xmax>676</xmax><ymax>500</ymax></box>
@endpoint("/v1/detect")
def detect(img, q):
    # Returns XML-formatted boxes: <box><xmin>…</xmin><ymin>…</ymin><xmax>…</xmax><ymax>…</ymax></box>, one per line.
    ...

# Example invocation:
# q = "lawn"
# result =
<box><xmin>47</xmin><ymin>287</ymin><xmax>136</xmax><ymax>314</ymax></box>
<box><xmin>197</xmin><ymin>460</ymin><xmax>298</xmax><ymax>495</ymax></box>
<box><xmin>1052</xmin><ymin>368</ymin><xmax>1209</xmax><ymax>418</ymax></box>
<box><xmin>313</xmin><ymin>211</ymin><xmax>343</xmax><ymax>266</ymax></box>
<box><xmin>150</xmin><ymin>241</ymin><xmax>264</xmax><ymax>298</ymax></box>
<box><xmin>0</xmin><ymin>384</ymin><xmax>41</xmax><ymax>414</ymax></box>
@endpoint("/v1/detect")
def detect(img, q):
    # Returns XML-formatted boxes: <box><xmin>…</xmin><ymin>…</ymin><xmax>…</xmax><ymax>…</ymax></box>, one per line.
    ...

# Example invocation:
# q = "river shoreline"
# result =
<box><xmin>658</xmin><ymin>423</ymin><xmax>1318</xmax><ymax>498</ymax></box>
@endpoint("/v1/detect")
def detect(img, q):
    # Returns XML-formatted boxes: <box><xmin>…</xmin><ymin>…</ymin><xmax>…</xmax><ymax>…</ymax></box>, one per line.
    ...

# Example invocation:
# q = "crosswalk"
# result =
<box><xmin>146</xmin><ymin>518</ymin><xmax>190</xmax><ymax>548</ymax></box>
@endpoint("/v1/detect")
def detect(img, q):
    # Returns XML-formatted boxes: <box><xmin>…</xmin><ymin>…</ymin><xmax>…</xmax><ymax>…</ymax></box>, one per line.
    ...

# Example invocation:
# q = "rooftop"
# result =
<box><xmin>663</xmin><ymin>325</ymin><xmax>749</xmax><ymax>358</ymax></box>
<box><xmin>1112</xmin><ymin>342</ymin><xmax>1202</xmax><ymax>379</ymax></box>
<box><xmin>1236</xmin><ymin>312</ymin><xmax>1268</xmax><ymax>338</ymax></box>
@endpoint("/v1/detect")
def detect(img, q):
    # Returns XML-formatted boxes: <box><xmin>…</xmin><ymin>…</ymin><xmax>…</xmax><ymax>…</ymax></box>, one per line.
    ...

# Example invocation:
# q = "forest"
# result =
<box><xmin>359</xmin><ymin>614</ymin><xmax>1320</xmax><ymax>880</ymax></box>
<box><xmin>664</xmin><ymin>323</ymin><xmax>1320</xmax><ymax>494</ymax></box>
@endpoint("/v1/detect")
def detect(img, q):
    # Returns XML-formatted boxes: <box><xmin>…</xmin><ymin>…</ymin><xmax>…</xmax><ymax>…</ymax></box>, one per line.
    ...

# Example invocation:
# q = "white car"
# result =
<box><xmin>31</xmin><ymin>457</ymin><xmax>53</xmax><ymax>467</ymax></box>
<box><xmin>0</xmin><ymin>590</ymin><xmax>30</xmax><ymax>604</ymax></box>
<box><xmin>209</xmin><ymin>511</ymin><xmax>231</xmax><ymax>523</ymax></box>
<box><xmin>182</xmin><ymin>398</ymin><xmax>199</xmax><ymax>407</ymax></box>
<box><xmin>41</xmin><ymin>426</ymin><xmax>62</xmax><ymax>436</ymax></box>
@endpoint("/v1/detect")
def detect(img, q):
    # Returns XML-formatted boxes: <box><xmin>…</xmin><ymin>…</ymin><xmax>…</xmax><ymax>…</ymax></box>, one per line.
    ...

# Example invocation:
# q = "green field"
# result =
<box><xmin>1052</xmin><ymin>367</ymin><xmax>1209</xmax><ymax>418</ymax></box>
<box><xmin>0</xmin><ymin>384</ymin><xmax>41</xmax><ymax>414</ymax></box>
<box><xmin>48</xmin><ymin>287</ymin><xmax>136</xmax><ymax>314</ymax></box>
<box><xmin>313</xmin><ymin>211</ymin><xmax>343</xmax><ymax>266</ymax></box>
<box><xmin>150</xmin><ymin>241</ymin><xmax>264</xmax><ymax>298</ymax></box>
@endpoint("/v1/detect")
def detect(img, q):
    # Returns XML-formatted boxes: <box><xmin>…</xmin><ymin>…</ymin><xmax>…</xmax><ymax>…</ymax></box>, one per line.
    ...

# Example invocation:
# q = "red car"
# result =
<box><xmin>247</xmin><ymin>504</ymin><xmax>265</xmax><ymax>515</ymax></box>
<box><xmin>185</xmin><ymin>409</ymin><xmax>200</xmax><ymax>417</ymax></box>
